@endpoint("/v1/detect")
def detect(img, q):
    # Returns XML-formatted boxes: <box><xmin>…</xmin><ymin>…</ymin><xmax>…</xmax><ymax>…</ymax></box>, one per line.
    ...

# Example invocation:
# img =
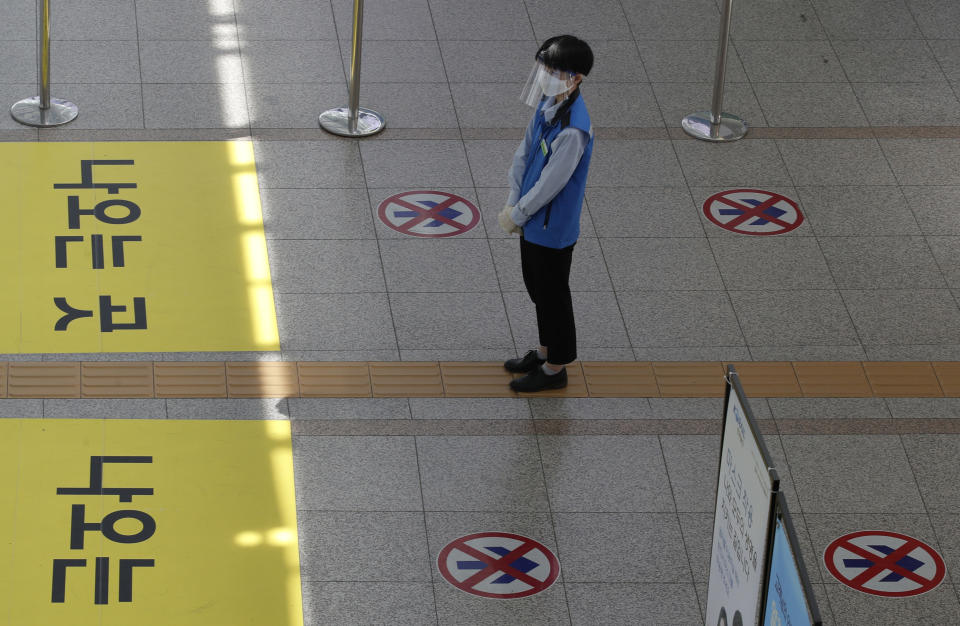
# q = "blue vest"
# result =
<box><xmin>519</xmin><ymin>93</ymin><xmax>594</xmax><ymax>249</ymax></box>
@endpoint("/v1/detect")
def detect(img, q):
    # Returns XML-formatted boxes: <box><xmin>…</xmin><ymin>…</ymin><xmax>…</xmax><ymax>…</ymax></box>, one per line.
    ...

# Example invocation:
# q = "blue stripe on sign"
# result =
<box><xmin>487</xmin><ymin>546</ymin><xmax>538</xmax><ymax>583</ymax></box>
<box><xmin>734</xmin><ymin>198</ymin><xmax>787</xmax><ymax>226</ymax></box>
<box><xmin>393</xmin><ymin>200</ymin><xmax>463</xmax><ymax>227</ymax></box>
<box><xmin>394</xmin><ymin>200</ymin><xmax>437</xmax><ymax>220</ymax></box>
<box><xmin>842</xmin><ymin>544</ymin><xmax>925</xmax><ymax>583</ymax></box>
<box><xmin>871</xmin><ymin>545</ymin><xmax>924</xmax><ymax>582</ymax></box>
<box><xmin>428</xmin><ymin>207</ymin><xmax>462</xmax><ymax>226</ymax></box>
<box><xmin>455</xmin><ymin>546</ymin><xmax>540</xmax><ymax>584</ymax></box>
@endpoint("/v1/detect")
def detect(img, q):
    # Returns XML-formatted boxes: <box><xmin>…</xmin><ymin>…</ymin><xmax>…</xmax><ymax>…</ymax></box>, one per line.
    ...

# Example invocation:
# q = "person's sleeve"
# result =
<box><xmin>506</xmin><ymin>117</ymin><xmax>536</xmax><ymax>206</ymax></box>
<box><xmin>510</xmin><ymin>127</ymin><xmax>589</xmax><ymax>227</ymax></box>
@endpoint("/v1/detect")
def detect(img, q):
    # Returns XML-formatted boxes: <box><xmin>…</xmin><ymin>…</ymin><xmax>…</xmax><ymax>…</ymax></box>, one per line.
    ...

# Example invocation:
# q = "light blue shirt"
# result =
<box><xmin>507</xmin><ymin>98</ymin><xmax>590</xmax><ymax>227</ymax></box>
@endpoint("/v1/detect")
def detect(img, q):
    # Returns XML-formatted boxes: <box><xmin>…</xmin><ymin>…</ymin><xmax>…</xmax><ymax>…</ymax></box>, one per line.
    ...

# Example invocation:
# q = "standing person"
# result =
<box><xmin>499</xmin><ymin>35</ymin><xmax>594</xmax><ymax>392</ymax></box>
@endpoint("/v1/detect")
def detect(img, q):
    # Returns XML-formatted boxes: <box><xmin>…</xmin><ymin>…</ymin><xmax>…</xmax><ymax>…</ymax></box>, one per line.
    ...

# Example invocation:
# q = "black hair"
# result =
<box><xmin>536</xmin><ymin>35</ymin><xmax>594</xmax><ymax>76</ymax></box>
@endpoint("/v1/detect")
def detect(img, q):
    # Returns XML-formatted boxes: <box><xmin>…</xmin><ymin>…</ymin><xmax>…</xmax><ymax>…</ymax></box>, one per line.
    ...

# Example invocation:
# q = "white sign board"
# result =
<box><xmin>706</xmin><ymin>373</ymin><xmax>778</xmax><ymax>626</ymax></box>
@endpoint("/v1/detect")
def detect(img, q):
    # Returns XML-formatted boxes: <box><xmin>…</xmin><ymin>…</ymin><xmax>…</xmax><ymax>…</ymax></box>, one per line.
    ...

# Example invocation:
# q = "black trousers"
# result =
<box><xmin>520</xmin><ymin>237</ymin><xmax>577</xmax><ymax>365</ymax></box>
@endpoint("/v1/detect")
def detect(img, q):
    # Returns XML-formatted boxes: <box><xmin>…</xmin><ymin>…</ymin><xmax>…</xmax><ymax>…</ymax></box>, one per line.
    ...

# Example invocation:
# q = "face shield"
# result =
<box><xmin>520</xmin><ymin>61</ymin><xmax>575</xmax><ymax>108</ymax></box>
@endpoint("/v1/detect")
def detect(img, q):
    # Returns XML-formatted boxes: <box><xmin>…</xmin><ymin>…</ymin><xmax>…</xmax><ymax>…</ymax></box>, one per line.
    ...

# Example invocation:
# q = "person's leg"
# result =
<box><xmin>504</xmin><ymin>238</ymin><xmax>548</xmax><ymax>373</ymax></box>
<box><xmin>509</xmin><ymin>242</ymin><xmax>576</xmax><ymax>392</ymax></box>
<box><xmin>522</xmin><ymin>237</ymin><xmax>551</xmax><ymax>360</ymax></box>
<box><xmin>520</xmin><ymin>237</ymin><xmax>539</xmax><ymax>302</ymax></box>
<box><xmin>538</xmin><ymin>243</ymin><xmax>576</xmax><ymax>367</ymax></box>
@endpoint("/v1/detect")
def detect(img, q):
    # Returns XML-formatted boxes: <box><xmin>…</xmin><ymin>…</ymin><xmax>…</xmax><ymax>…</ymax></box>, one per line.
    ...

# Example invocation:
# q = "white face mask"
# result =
<box><xmin>538</xmin><ymin>71</ymin><xmax>570</xmax><ymax>97</ymax></box>
<box><xmin>520</xmin><ymin>62</ymin><xmax>576</xmax><ymax>108</ymax></box>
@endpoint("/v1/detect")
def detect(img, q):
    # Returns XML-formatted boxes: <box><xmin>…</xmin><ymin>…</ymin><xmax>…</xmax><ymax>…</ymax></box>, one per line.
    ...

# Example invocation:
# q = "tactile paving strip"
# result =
<box><xmin>440</xmin><ymin>362</ymin><xmax>513</xmax><ymax>397</ymax></box>
<box><xmin>0</xmin><ymin>361</ymin><xmax>957</xmax><ymax>398</ymax></box>
<box><xmin>298</xmin><ymin>362</ymin><xmax>371</xmax><ymax>397</ymax></box>
<box><xmin>370</xmin><ymin>362</ymin><xmax>444</xmax><ymax>397</ymax></box>
<box><xmin>581</xmin><ymin>362</ymin><xmax>658</xmax><ymax>397</ymax></box>
<box><xmin>726</xmin><ymin>362</ymin><xmax>802</xmax><ymax>398</ymax></box>
<box><xmin>226</xmin><ymin>362</ymin><xmax>299</xmax><ymax>398</ymax></box>
<box><xmin>8</xmin><ymin>362</ymin><xmax>81</xmax><ymax>398</ymax></box>
<box><xmin>81</xmin><ymin>362</ymin><xmax>154</xmax><ymax>398</ymax></box>
<box><xmin>154</xmin><ymin>362</ymin><xmax>227</xmax><ymax>398</ymax></box>
<box><xmin>863</xmin><ymin>362</ymin><xmax>943</xmax><ymax>397</ymax></box>
<box><xmin>653</xmin><ymin>362</ymin><xmax>726</xmax><ymax>397</ymax></box>
<box><xmin>793</xmin><ymin>361</ymin><xmax>874</xmax><ymax>397</ymax></box>
<box><xmin>932</xmin><ymin>362</ymin><xmax>960</xmax><ymax>397</ymax></box>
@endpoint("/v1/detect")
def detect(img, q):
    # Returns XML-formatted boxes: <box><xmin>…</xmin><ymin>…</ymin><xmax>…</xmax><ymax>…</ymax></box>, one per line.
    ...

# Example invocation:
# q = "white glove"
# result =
<box><xmin>498</xmin><ymin>205</ymin><xmax>522</xmax><ymax>234</ymax></box>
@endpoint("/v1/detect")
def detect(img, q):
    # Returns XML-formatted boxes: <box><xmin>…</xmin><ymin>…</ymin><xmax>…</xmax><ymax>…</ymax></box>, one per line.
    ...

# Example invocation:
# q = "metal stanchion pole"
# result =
<box><xmin>681</xmin><ymin>0</ymin><xmax>746</xmax><ymax>142</ymax></box>
<box><xmin>11</xmin><ymin>0</ymin><xmax>78</xmax><ymax>127</ymax></box>
<box><xmin>319</xmin><ymin>0</ymin><xmax>385</xmax><ymax>137</ymax></box>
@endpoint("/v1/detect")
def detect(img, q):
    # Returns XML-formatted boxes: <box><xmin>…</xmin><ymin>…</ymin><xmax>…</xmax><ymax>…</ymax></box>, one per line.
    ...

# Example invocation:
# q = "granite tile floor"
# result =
<box><xmin>4</xmin><ymin>0</ymin><xmax>960</xmax><ymax>623</ymax></box>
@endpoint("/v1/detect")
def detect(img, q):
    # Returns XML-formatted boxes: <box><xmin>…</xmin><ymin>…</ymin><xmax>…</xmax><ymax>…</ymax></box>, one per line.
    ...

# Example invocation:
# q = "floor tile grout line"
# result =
<box><xmin>230</xmin><ymin>0</ymin><xmax>255</xmax><ymax>141</ymax></box>
<box><xmin>353</xmin><ymin>91</ymin><xmax>404</xmax><ymax>360</ymax></box>
<box><xmin>809</xmin><ymin>559</ymin><xmax>838</xmax><ymax>624</ymax></box>
<box><xmin>131</xmin><ymin>0</ymin><xmax>147</xmax><ymax>130</ymax></box>
<box><xmin>898</xmin><ymin>430</ymin><xmax>936</xmax><ymax>533</ymax></box>
<box><xmin>532</xmin><ymin>423</ymin><xmax>574</xmax><ymax>626</ymax></box>
<box><xmin>656</xmin><ymin>434</ymin><xmax>704</xmax><ymax>609</ymax></box>
<box><xmin>872</xmin><ymin>109</ymin><xmax>960</xmax><ymax>321</ymax></box>
<box><xmin>408</xmin><ymin>13</ymin><xmax>446</xmax><ymax>626</ymax></box>
<box><xmin>654</xmin><ymin>81</ymin><xmax>749</xmax><ymax>368</ymax></box>
<box><xmin>775</xmin><ymin>134</ymin><xmax>872</xmax><ymax>356</ymax></box>
<box><xmin>433</xmin><ymin>1</ymin><xmax>522</xmax><ymax>364</ymax></box>
<box><xmin>615</xmin><ymin>0</ymin><xmax>666</xmax><ymax>130</ymax></box>
<box><xmin>895</xmin><ymin>427</ymin><xmax>960</xmax><ymax>595</ymax></box>
<box><xmin>805</xmin><ymin>0</ymin><xmax>871</xmax><ymax>129</ymax></box>
<box><xmin>904</xmin><ymin>0</ymin><xmax>960</xmax><ymax>111</ymax></box>
<box><xmin>659</xmin><ymin>92</ymin><xmax>755</xmax><ymax>361</ymax></box>
<box><xmin>591</xmin><ymin>206</ymin><xmax>638</xmax><ymax>373</ymax></box>
<box><xmin>786</xmin><ymin>460</ymin><xmax>842</xmax><ymax>620</ymax></box>
<box><xmin>410</xmin><ymin>434</ymin><xmax>441</xmax><ymax>626</ymax></box>
<box><xmin>517</xmin><ymin>0</ymin><xmax>538</xmax><ymax>44</ymax></box>
<box><xmin>732</xmin><ymin>37</ymin><xmax>773</xmax><ymax>129</ymax></box>
<box><xmin>705</xmin><ymin>234</ymin><xmax>752</xmax><ymax>360</ymax></box>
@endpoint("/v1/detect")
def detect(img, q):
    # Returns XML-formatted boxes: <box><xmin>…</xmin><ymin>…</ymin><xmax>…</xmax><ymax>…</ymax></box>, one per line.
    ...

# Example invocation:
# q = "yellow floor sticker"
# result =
<box><xmin>0</xmin><ymin>419</ymin><xmax>303</xmax><ymax>626</ymax></box>
<box><xmin>0</xmin><ymin>142</ymin><xmax>279</xmax><ymax>352</ymax></box>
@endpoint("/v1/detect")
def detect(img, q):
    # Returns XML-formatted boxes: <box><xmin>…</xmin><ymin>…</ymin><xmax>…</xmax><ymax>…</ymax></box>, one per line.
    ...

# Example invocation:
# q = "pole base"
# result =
<box><xmin>681</xmin><ymin>111</ymin><xmax>747</xmax><ymax>142</ymax></box>
<box><xmin>11</xmin><ymin>96</ymin><xmax>79</xmax><ymax>127</ymax></box>
<box><xmin>319</xmin><ymin>107</ymin><xmax>385</xmax><ymax>137</ymax></box>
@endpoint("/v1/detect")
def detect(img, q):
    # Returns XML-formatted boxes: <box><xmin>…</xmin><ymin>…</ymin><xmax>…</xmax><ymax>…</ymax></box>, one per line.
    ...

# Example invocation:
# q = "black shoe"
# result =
<box><xmin>510</xmin><ymin>366</ymin><xmax>567</xmax><ymax>392</ymax></box>
<box><xmin>503</xmin><ymin>350</ymin><xmax>545</xmax><ymax>373</ymax></box>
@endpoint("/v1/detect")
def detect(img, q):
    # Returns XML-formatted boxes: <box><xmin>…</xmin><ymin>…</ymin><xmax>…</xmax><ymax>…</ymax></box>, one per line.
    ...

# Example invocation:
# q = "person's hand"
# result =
<box><xmin>498</xmin><ymin>206</ymin><xmax>521</xmax><ymax>234</ymax></box>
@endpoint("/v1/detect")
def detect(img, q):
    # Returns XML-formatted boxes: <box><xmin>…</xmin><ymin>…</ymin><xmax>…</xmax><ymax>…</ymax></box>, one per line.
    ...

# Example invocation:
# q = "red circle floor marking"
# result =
<box><xmin>703</xmin><ymin>188</ymin><xmax>803</xmax><ymax>236</ymax></box>
<box><xmin>378</xmin><ymin>190</ymin><xmax>480</xmax><ymax>238</ymax></box>
<box><xmin>823</xmin><ymin>530</ymin><xmax>946</xmax><ymax>597</ymax></box>
<box><xmin>437</xmin><ymin>532</ymin><xmax>560</xmax><ymax>599</ymax></box>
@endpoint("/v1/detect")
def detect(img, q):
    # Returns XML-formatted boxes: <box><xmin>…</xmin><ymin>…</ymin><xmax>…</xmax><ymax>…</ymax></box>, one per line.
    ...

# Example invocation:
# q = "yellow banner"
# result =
<box><xmin>0</xmin><ymin>419</ymin><xmax>303</xmax><ymax>626</ymax></box>
<box><xmin>0</xmin><ymin>142</ymin><xmax>279</xmax><ymax>352</ymax></box>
